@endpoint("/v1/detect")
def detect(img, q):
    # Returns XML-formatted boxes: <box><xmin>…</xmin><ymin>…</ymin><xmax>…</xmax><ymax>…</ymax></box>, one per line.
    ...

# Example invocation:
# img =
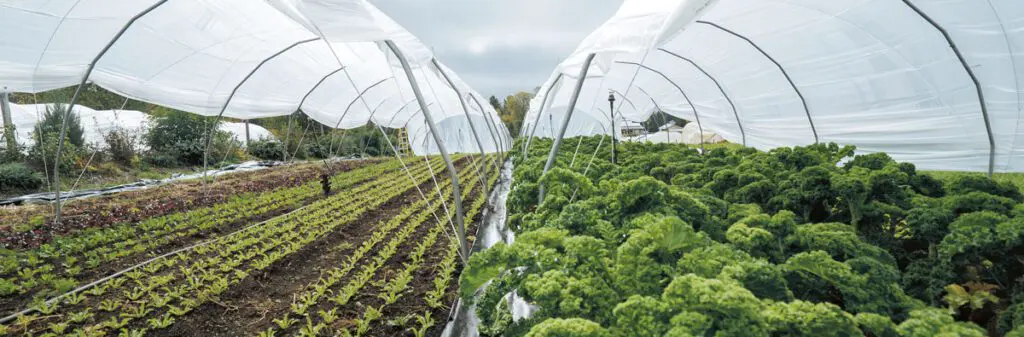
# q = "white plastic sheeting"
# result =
<box><xmin>526</xmin><ymin>0</ymin><xmax>1024</xmax><ymax>173</ymax></box>
<box><xmin>626</xmin><ymin>123</ymin><xmax>723</xmax><ymax>145</ymax></box>
<box><xmin>6</xmin><ymin>103</ymin><xmax>275</xmax><ymax>147</ymax></box>
<box><xmin>0</xmin><ymin>0</ymin><xmax>510</xmax><ymax>156</ymax></box>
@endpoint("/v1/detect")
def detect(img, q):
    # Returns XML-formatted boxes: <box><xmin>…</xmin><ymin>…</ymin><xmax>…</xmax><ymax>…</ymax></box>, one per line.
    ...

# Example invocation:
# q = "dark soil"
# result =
<box><xmin>149</xmin><ymin>157</ymin><xmax>476</xmax><ymax>337</ymax></box>
<box><xmin>0</xmin><ymin>160</ymin><xmax>382</xmax><ymax>315</ymax></box>
<box><xmin>0</xmin><ymin>159</ymin><xmax>381</xmax><ymax>249</ymax></box>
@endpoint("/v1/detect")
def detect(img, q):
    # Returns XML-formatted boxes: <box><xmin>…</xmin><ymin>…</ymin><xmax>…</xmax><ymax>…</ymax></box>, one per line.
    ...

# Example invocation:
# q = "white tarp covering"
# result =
<box><xmin>626</xmin><ymin>123</ymin><xmax>723</xmax><ymax>145</ymax></box>
<box><xmin>526</xmin><ymin>0</ymin><xmax>1024</xmax><ymax>173</ymax></box>
<box><xmin>6</xmin><ymin>103</ymin><xmax>275</xmax><ymax>147</ymax></box>
<box><xmin>0</xmin><ymin>0</ymin><xmax>510</xmax><ymax>156</ymax></box>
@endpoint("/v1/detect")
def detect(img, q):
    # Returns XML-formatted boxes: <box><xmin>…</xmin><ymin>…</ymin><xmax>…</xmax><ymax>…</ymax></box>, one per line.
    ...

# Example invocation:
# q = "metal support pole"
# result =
<box><xmin>384</xmin><ymin>40</ymin><xmax>469</xmax><ymax>262</ymax></box>
<box><xmin>478</xmin><ymin>97</ymin><xmax>504</xmax><ymax>156</ymax></box>
<box><xmin>899</xmin><ymin>0</ymin><xmax>995</xmax><ymax>176</ymax></box>
<box><xmin>53</xmin><ymin>0</ymin><xmax>170</xmax><ymax>224</ymax></box>
<box><xmin>608</xmin><ymin>92</ymin><xmax>617</xmax><ymax>164</ymax></box>
<box><xmin>548</xmin><ymin>114</ymin><xmax>554</xmax><ymax>139</ymax></box>
<box><xmin>636</xmin><ymin>87</ymin><xmax>662</xmax><ymax>141</ymax></box>
<box><xmin>539</xmin><ymin>53</ymin><xmax>596</xmax><ymax>203</ymax></box>
<box><xmin>337</xmin><ymin>99</ymin><xmax>392</xmax><ymax>157</ymax></box>
<box><xmin>375</xmin><ymin>123</ymin><xmax>459</xmax><ymax>260</ymax></box>
<box><xmin>430</xmin><ymin>59</ymin><xmax>494</xmax><ymax>186</ymax></box>
<box><xmin>327</xmin><ymin>77</ymin><xmax>392</xmax><ymax>157</ymax></box>
<box><xmin>616</xmin><ymin>61</ymin><xmax>706</xmax><ymax>154</ymax></box>
<box><xmin>469</xmin><ymin>94</ymin><xmax>506</xmax><ymax>163</ymax></box>
<box><xmin>478</xmin><ymin>95</ymin><xmax>505</xmax><ymax>157</ymax></box>
<box><xmin>525</xmin><ymin>74</ymin><xmax>564</xmax><ymax>159</ymax></box>
<box><xmin>658</xmin><ymin>48</ymin><xmax>746</xmax><ymax>146</ymax></box>
<box><xmin>697</xmin><ymin>20</ymin><xmax>817</xmax><ymax>144</ymax></box>
<box><xmin>203</xmin><ymin>37</ymin><xmax>320</xmax><ymax>192</ymax></box>
<box><xmin>1</xmin><ymin>92</ymin><xmax>14</xmax><ymax>150</ymax></box>
<box><xmin>570</xmin><ymin>124</ymin><xmax>608</xmax><ymax>203</ymax></box>
<box><xmin>282</xmin><ymin>112</ymin><xmax>295</xmax><ymax>161</ymax></box>
<box><xmin>299</xmin><ymin>67</ymin><xmax>346</xmax><ymax>108</ymax></box>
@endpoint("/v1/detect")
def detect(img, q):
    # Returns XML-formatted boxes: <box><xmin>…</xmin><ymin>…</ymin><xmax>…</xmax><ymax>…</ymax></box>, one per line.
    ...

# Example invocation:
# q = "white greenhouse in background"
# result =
<box><xmin>0</xmin><ymin>0</ymin><xmax>510</xmax><ymax>156</ymax></box>
<box><xmin>524</xmin><ymin>0</ymin><xmax>1024</xmax><ymax>174</ymax></box>
<box><xmin>0</xmin><ymin>0</ymin><xmax>512</xmax><ymax>259</ymax></box>
<box><xmin>6</xmin><ymin>103</ymin><xmax>276</xmax><ymax>147</ymax></box>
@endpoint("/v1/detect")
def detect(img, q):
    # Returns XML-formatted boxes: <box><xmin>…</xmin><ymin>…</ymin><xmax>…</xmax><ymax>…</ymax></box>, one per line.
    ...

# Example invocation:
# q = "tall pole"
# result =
<box><xmin>608</xmin><ymin>91</ymin><xmax>617</xmax><ymax>165</ymax></box>
<box><xmin>1</xmin><ymin>92</ymin><xmax>15</xmax><ymax>150</ymax></box>
<box><xmin>548</xmin><ymin>114</ymin><xmax>554</xmax><ymax>139</ymax></box>
<box><xmin>431</xmin><ymin>59</ymin><xmax>494</xmax><ymax>183</ymax></box>
<box><xmin>468</xmin><ymin>94</ymin><xmax>506</xmax><ymax>163</ymax></box>
<box><xmin>384</xmin><ymin>40</ymin><xmax>469</xmax><ymax>262</ymax></box>
<box><xmin>244</xmin><ymin>120</ymin><xmax>250</xmax><ymax>148</ymax></box>
<box><xmin>539</xmin><ymin>53</ymin><xmax>596</xmax><ymax>203</ymax></box>
<box><xmin>524</xmin><ymin>74</ymin><xmax>564</xmax><ymax>159</ymax></box>
<box><xmin>53</xmin><ymin>0</ymin><xmax>171</xmax><ymax>224</ymax></box>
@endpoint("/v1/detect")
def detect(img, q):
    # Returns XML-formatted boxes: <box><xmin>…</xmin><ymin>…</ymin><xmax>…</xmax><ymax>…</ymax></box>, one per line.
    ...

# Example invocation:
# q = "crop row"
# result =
<box><xmin>264</xmin><ymin>156</ymin><xmax>492</xmax><ymax>337</ymax></box>
<box><xmin>264</xmin><ymin>155</ymin><xmax>487</xmax><ymax>335</ymax></box>
<box><xmin>0</xmin><ymin>160</ymin><xmax>381</xmax><ymax>250</ymax></box>
<box><xmin>2</xmin><ymin>155</ymin><xmax>459</xmax><ymax>336</ymax></box>
<box><xmin>363</xmin><ymin>161</ymin><xmax>499</xmax><ymax>337</ymax></box>
<box><xmin>0</xmin><ymin>159</ymin><xmax>414</xmax><ymax>312</ymax></box>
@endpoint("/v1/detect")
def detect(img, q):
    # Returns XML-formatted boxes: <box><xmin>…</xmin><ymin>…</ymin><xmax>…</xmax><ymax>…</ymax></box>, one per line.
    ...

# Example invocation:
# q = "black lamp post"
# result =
<box><xmin>608</xmin><ymin>91</ymin><xmax>617</xmax><ymax>165</ymax></box>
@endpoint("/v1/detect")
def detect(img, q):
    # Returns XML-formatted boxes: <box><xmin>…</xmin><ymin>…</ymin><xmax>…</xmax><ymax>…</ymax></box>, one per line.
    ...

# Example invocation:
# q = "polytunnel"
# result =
<box><xmin>525</xmin><ymin>0</ymin><xmax>1024</xmax><ymax>176</ymax></box>
<box><xmin>5</xmin><ymin>103</ymin><xmax>275</xmax><ymax>146</ymax></box>
<box><xmin>0</xmin><ymin>0</ymin><xmax>511</xmax><ymax>260</ymax></box>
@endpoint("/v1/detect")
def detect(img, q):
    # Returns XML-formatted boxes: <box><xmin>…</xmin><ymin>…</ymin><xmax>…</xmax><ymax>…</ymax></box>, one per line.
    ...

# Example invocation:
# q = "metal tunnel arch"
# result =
<box><xmin>899</xmin><ymin>0</ymin><xmax>996</xmax><ymax>176</ymax></box>
<box><xmin>615</xmin><ymin>61</ymin><xmax>707</xmax><ymax>153</ymax></box>
<box><xmin>657</xmin><ymin>48</ymin><xmax>746</xmax><ymax>146</ymax></box>
<box><xmin>695</xmin><ymin>20</ymin><xmax>818</xmax><ymax>144</ymax></box>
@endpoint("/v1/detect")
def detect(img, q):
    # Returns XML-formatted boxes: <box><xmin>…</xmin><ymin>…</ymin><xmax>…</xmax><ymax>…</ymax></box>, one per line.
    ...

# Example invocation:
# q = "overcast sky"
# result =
<box><xmin>373</xmin><ymin>0</ymin><xmax>622</xmax><ymax>99</ymax></box>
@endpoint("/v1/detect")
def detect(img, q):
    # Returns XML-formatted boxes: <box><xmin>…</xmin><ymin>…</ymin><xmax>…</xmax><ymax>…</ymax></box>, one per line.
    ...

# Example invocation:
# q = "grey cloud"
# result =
<box><xmin>373</xmin><ymin>0</ymin><xmax>621</xmax><ymax>97</ymax></box>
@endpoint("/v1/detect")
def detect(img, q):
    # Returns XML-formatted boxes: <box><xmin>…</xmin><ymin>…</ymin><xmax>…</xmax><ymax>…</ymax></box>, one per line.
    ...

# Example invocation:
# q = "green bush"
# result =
<box><xmin>35</xmin><ymin>103</ymin><xmax>85</xmax><ymax>148</ymax></box>
<box><xmin>103</xmin><ymin>127</ymin><xmax>138</xmax><ymax>166</ymax></box>
<box><xmin>0</xmin><ymin>143</ymin><xmax>25</xmax><ymax>163</ymax></box>
<box><xmin>26</xmin><ymin>131</ymin><xmax>85</xmax><ymax>175</ymax></box>
<box><xmin>247</xmin><ymin>138</ymin><xmax>284</xmax><ymax>160</ymax></box>
<box><xmin>145</xmin><ymin>108</ymin><xmax>240</xmax><ymax>167</ymax></box>
<box><xmin>0</xmin><ymin>163</ymin><xmax>43</xmax><ymax>192</ymax></box>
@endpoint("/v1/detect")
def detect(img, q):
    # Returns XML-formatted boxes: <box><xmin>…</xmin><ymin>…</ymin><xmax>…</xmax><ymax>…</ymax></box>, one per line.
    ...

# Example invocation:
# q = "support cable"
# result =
<box><xmin>383</xmin><ymin>40</ymin><xmax>468</xmax><ymax>261</ymax></box>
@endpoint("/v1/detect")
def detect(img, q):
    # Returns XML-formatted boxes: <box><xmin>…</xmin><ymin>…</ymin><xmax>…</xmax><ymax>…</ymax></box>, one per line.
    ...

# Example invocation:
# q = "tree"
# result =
<box><xmin>36</xmin><ymin>103</ymin><xmax>85</xmax><ymax>148</ymax></box>
<box><xmin>488</xmin><ymin>95</ymin><xmax>504</xmax><ymax>114</ymax></box>
<box><xmin>12</xmin><ymin>84</ymin><xmax>150</xmax><ymax>112</ymax></box>
<box><xmin>146</xmin><ymin>107</ymin><xmax>238</xmax><ymax>166</ymax></box>
<box><xmin>502</xmin><ymin>91</ymin><xmax>534</xmax><ymax>136</ymax></box>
